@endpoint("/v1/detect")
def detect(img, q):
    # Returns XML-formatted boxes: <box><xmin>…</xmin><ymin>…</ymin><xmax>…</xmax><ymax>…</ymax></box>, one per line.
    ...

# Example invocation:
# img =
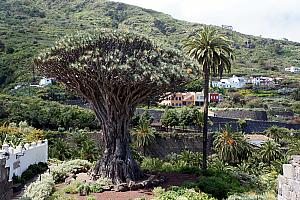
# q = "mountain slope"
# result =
<box><xmin>0</xmin><ymin>0</ymin><xmax>300</xmax><ymax>89</ymax></box>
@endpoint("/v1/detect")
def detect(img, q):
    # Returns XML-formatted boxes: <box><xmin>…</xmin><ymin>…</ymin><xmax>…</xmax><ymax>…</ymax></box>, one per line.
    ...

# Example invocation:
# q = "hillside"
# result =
<box><xmin>1</xmin><ymin>0</ymin><xmax>300</xmax><ymax>90</ymax></box>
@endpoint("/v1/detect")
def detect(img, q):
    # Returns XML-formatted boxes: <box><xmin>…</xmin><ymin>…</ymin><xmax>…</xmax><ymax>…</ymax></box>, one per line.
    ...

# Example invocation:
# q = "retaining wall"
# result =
<box><xmin>278</xmin><ymin>155</ymin><xmax>300</xmax><ymax>200</ymax></box>
<box><xmin>136</xmin><ymin>109</ymin><xmax>300</xmax><ymax>133</ymax></box>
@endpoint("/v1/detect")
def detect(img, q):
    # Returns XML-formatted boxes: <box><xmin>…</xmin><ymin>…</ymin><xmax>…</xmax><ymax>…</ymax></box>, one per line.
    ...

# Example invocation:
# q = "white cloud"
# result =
<box><xmin>112</xmin><ymin>0</ymin><xmax>300</xmax><ymax>42</ymax></box>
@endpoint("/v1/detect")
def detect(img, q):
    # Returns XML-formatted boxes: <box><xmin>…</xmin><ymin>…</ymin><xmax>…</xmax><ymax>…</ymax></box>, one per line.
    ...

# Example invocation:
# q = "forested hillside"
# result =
<box><xmin>1</xmin><ymin>0</ymin><xmax>300</xmax><ymax>90</ymax></box>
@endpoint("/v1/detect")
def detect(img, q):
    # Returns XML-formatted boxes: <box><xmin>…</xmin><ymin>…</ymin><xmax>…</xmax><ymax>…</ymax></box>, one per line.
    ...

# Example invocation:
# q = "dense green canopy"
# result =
<box><xmin>35</xmin><ymin>30</ymin><xmax>195</xmax><ymax>97</ymax></box>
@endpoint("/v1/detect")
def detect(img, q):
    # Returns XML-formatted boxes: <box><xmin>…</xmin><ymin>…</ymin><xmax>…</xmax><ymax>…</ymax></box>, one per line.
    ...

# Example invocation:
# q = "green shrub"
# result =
<box><xmin>22</xmin><ymin>173</ymin><xmax>55</xmax><ymax>200</ymax></box>
<box><xmin>185</xmin><ymin>170</ymin><xmax>248</xmax><ymax>200</ymax></box>
<box><xmin>77</xmin><ymin>183</ymin><xmax>91</xmax><ymax>196</ymax></box>
<box><xmin>63</xmin><ymin>181</ymin><xmax>81</xmax><ymax>194</ymax></box>
<box><xmin>152</xmin><ymin>187</ymin><xmax>216</xmax><ymax>200</ymax></box>
<box><xmin>87</xmin><ymin>195</ymin><xmax>96</xmax><ymax>200</ymax></box>
<box><xmin>227</xmin><ymin>192</ymin><xmax>276</xmax><ymax>200</ymax></box>
<box><xmin>90</xmin><ymin>183</ymin><xmax>104</xmax><ymax>193</ymax></box>
<box><xmin>141</xmin><ymin>157</ymin><xmax>164</xmax><ymax>172</ymax></box>
<box><xmin>51</xmin><ymin>159</ymin><xmax>92</xmax><ymax>183</ymax></box>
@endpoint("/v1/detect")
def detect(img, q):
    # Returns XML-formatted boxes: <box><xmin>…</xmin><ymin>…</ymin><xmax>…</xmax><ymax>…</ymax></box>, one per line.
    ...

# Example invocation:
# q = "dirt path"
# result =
<box><xmin>76</xmin><ymin>190</ymin><xmax>153</xmax><ymax>200</ymax></box>
<box><xmin>72</xmin><ymin>173</ymin><xmax>198</xmax><ymax>200</ymax></box>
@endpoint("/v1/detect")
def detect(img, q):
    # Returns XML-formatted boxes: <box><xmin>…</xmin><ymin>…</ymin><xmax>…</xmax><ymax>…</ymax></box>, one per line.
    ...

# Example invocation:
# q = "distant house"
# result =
<box><xmin>159</xmin><ymin>91</ymin><xmax>221</xmax><ymax>107</ymax></box>
<box><xmin>182</xmin><ymin>92</ymin><xmax>195</xmax><ymax>106</ymax></box>
<box><xmin>285</xmin><ymin>67</ymin><xmax>300</xmax><ymax>73</ymax></box>
<box><xmin>222</xmin><ymin>25</ymin><xmax>233</xmax><ymax>31</ymax></box>
<box><xmin>39</xmin><ymin>77</ymin><xmax>54</xmax><ymax>87</ymax></box>
<box><xmin>211</xmin><ymin>75</ymin><xmax>246</xmax><ymax>89</ymax></box>
<box><xmin>160</xmin><ymin>93</ymin><xmax>183</xmax><ymax>107</ymax></box>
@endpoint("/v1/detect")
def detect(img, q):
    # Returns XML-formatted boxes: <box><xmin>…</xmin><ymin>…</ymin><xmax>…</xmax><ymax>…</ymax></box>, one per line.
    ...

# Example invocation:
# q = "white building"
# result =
<box><xmin>285</xmin><ymin>67</ymin><xmax>300</xmax><ymax>73</ymax></box>
<box><xmin>39</xmin><ymin>77</ymin><xmax>54</xmax><ymax>87</ymax></box>
<box><xmin>249</xmin><ymin>76</ymin><xmax>274</xmax><ymax>86</ymax></box>
<box><xmin>211</xmin><ymin>75</ymin><xmax>246</xmax><ymax>89</ymax></box>
<box><xmin>0</xmin><ymin>140</ymin><xmax>48</xmax><ymax>180</ymax></box>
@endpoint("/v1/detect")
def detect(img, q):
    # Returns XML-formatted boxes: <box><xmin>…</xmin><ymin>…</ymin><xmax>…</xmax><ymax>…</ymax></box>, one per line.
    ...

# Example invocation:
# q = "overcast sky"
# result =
<box><xmin>112</xmin><ymin>0</ymin><xmax>300</xmax><ymax>42</ymax></box>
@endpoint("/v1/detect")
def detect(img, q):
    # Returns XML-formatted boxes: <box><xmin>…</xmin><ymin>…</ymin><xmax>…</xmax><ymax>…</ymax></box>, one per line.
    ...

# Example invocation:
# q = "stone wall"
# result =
<box><xmin>212</xmin><ymin>109</ymin><xmax>268</xmax><ymax>121</ymax></box>
<box><xmin>278</xmin><ymin>155</ymin><xmax>300</xmax><ymax>200</ymax></box>
<box><xmin>0</xmin><ymin>158</ymin><xmax>13</xmax><ymax>200</ymax></box>
<box><xmin>145</xmin><ymin>133</ymin><xmax>213</xmax><ymax>158</ymax></box>
<box><xmin>136</xmin><ymin>109</ymin><xmax>300</xmax><ymax>133</ymax></box>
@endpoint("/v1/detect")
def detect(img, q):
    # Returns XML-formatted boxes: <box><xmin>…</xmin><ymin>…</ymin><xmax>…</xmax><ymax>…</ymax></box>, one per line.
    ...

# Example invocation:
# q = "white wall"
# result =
<box><xmin>0</xmin><ymin>140</ymin><xmax>48</xmax><ymax>180</ymax></box>
<box><xmin>278</xmin><ymin>155</ymin><xmax>300</xmax><ymax>200</ymax></box>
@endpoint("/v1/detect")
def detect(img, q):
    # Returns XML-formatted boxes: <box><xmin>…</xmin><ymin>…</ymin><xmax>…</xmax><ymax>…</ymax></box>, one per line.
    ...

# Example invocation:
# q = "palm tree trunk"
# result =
<box><xmin>202</xmin><ymin>65</ymin><xmax>210</xmax><ymax>170</ymax></box>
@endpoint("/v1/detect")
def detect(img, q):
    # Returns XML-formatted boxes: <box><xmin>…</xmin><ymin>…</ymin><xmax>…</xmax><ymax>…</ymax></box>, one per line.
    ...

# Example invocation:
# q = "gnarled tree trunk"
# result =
<box><xmin>93</xmin><ymin>104</ymin><xmax>142</xmax><ymax>184</ymax></box>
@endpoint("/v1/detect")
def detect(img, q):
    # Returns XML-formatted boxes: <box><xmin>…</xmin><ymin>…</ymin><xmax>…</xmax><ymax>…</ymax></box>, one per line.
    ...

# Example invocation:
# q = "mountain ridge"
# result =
<box><xmin>0</xmin><ymin>0</ymin><xmax>299</xmax><ymax>90</ymax></box>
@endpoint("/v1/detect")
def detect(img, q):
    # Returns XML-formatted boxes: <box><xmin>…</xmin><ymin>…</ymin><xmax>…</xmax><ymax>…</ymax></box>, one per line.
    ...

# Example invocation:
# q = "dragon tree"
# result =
<box><xmin>34</xmin><ymin>29</ymin><xmax>194</xmax><ymax>184</ymax></box>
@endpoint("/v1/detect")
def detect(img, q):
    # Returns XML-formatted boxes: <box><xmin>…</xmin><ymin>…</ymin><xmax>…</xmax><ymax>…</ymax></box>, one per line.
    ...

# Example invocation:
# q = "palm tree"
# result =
<box><xmin>184</xmin><ymin>27</ymin><xmax>234</xmax><ymax>169</ymax></box>
<box><xmin>259</xmin><ymin>140</ymin><xmax>282</xmax><ymax>165</ymax></box>
<box><xmin>213</xmin><ymin>127</ymin><xmax>252</xmax><ymax>164</ymax></box>
<box><xmin>265</xmin><ymin>126</ymin><xmax>283</xmax><ymax>143</ymax></box>
<box><xmin>131</xmin><ymin>114</ymin><xmax>156</xmax><ymax>156</ymax></box>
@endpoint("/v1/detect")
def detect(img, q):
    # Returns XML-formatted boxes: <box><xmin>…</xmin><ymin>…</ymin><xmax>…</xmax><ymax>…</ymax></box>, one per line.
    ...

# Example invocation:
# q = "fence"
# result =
<box><xmin>0</xmin><ymin>140</ymin><xmax>48</xmax><ymax>180</ymax></box>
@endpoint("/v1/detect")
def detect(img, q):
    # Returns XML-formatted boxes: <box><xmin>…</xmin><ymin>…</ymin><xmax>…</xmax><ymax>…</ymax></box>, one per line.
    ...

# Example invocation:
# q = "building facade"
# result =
<box><xmin>160</xmin><ymin>92</ymin><xmax>221</xmax><ymax>107</ymax></box>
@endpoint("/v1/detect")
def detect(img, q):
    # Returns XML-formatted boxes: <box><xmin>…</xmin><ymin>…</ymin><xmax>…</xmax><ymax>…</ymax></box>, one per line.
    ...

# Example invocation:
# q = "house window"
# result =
<box><xmin>179</xmin><ymin>97</ymin><xmax>181</xmax><ymax>100</ymax></box>
<box><xmin>175</xmin><ymin>97</ymin><xmax>178</xmax><ymax>100</ymax></box>
<box><xmin>176</xmin><ymin>103</ymin><xmax>178</xmax><ymax>106</ymax></box>
<box><xmin>179</xmin><ymin>103</ymin><xmax>182</xmax><ymax>106</ymax></box>
<box><xmin>172</xmin><ymin>103</ymin><xmax>174</xmax><ymax>106</ymax></box>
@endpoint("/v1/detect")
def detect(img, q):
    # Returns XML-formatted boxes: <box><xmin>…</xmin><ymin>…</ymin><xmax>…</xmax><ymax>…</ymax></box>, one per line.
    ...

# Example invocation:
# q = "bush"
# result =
<box><xmin>152</xmin><ymin>187</ymin><xmax>216</xmax><ymax>200</ymax></box>
<box><xmin>246</xmin><ymin>98</ymin><xmax>264</xmax><ymax>108</ymax></box>
<box><xmin>227</xmin><ymin>192</ymin><xmax>276</xmax><ymax>200</ymax></box>
<box><xmin>141</xmin><ymin>157</ymin><xmax>164</xmax><ymax>172</ymax></box>
<box><xmin>87</xmin><ymin>196</ymin><xmax>96</xmax><ymax>200</ymax></box>
<box><xmin>23</xmin><ymin>173</ymin><xmax>55</xmax><ymax>200</ymax></box>
<box><xmin>63</xmin><ymin>181</ymin><xmax>81</xmax><ymax>194</ymax></box>
<box><xmin>184</xmin><ymin>170</ymin><xmax>249</xmax><ymax>200</ymax></box>
<box><xmin>51</xmin><ymin>159</ymin><xmax>92</xmax><ymax>183</ymax></box>
<box><xmin>89</xmin><ymin>183</ymin><xmax>104</xmax><ymax>193</ymax></box>
<box><xmin>141</xmin><ymin>152</ymin><xmax>202</xmax><ymax>174</ymax></box>
<box><xmin>14</xmin><ymin>162</ymin><xmax>48</xmax><ymax>184</ymax></box>
<box><xmin>77</xmin><ymin>183</ymin><xmax>91</xmax><ymax>196</ymax></box>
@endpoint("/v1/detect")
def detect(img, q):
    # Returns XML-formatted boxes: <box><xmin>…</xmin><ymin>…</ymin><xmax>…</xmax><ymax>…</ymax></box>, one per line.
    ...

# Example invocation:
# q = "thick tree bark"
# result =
<box><xmin>93</xmin><ymin>105</ymin><xmax>142</xmax><ymax>184</ymax></box>
<box><xmin>202</xmin><ymin>65</ymin><xmax>210</xmax><ymax>170</ymax></box>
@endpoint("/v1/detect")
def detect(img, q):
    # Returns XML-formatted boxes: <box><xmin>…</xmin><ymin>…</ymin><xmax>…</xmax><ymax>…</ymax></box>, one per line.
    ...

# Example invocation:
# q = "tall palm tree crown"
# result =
<box><xmin>183</xmin><ymin>26</ymin><xmax>234</xmax><ymax>170</ymax></box>
<box><xmin>184</xmin><ymin>26</ymin><xmax>234</xmax><ymax>77</ymax></box>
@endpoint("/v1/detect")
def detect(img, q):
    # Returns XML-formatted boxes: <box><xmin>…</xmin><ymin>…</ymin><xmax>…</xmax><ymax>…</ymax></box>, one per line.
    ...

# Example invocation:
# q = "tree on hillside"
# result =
<box><xmin>34</xmin><ymin>29</ymin><xmax>194</xmax><ymax>184</ymax></box>
<box><xmin>184</xmin><ymin>27</ymin><xmax>234</xmax><ymax>170</ymax></box>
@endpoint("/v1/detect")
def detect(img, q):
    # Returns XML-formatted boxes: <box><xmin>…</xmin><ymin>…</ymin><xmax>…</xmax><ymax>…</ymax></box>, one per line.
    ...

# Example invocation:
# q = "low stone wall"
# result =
<box><xmin>145</xmin><ymin>133</ymin><xmax>213</xmax><ymax>158</ymax></box>
<box><xmin>136</xmin><ymin>109</ymin><xmax>300</xmax><ymax>133</ymax></box>
<box><xmin>278</xmin><ymin>155</ymin><xmax>300</xmax><ymax>200</ymax></box>
<box><xmin>0</xmin><ymin>158</ymin><xmax>13</xmax><ymax>200</ymax></box>
<box><xmin>212</xmin><ymin>109</ymin><xmax>268</xmax><ymax>121</ymax></box>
